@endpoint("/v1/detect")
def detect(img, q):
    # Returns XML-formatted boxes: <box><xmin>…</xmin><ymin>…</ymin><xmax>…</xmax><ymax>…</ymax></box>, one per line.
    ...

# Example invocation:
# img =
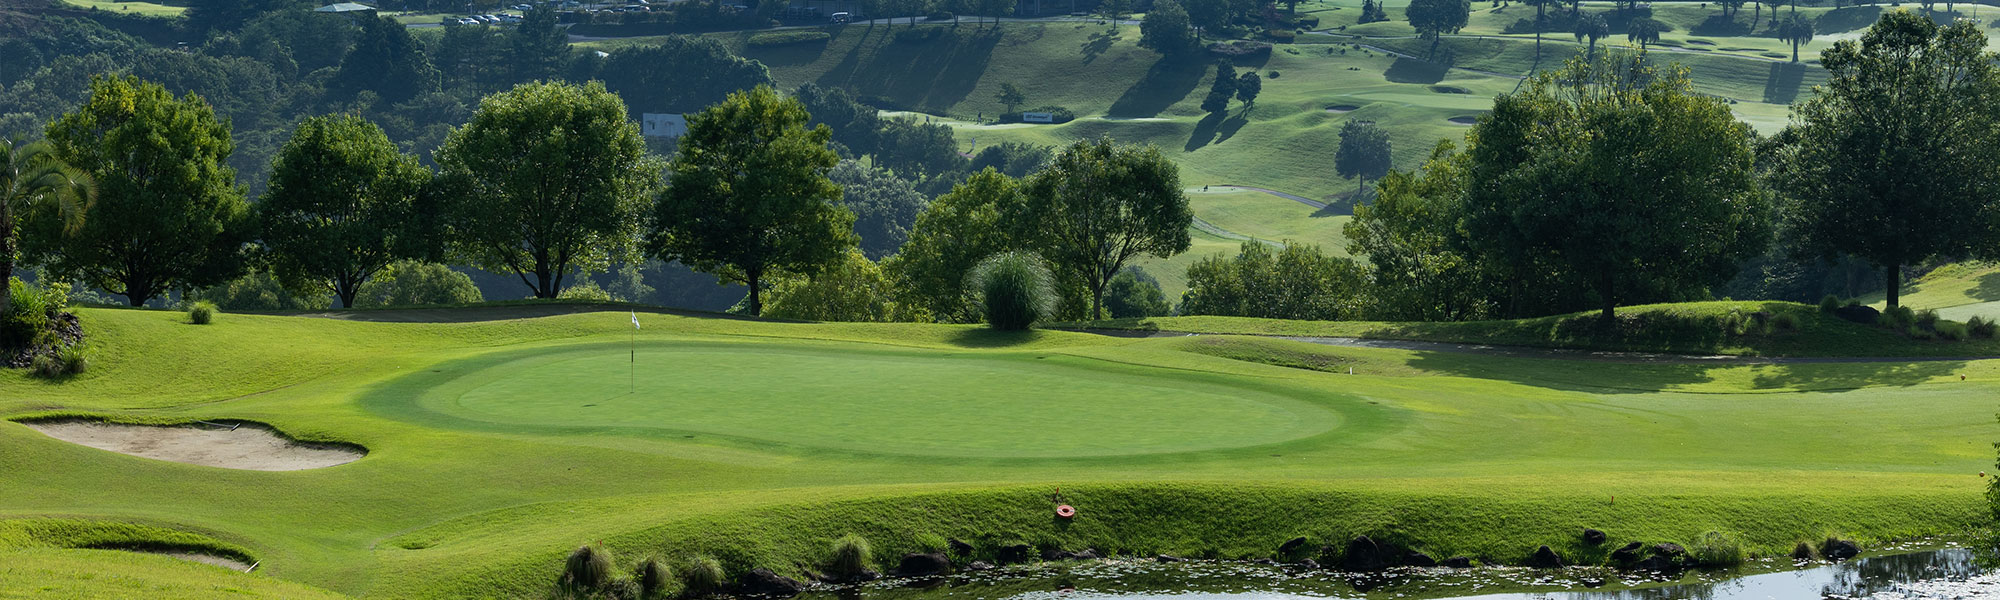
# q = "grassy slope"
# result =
<box><xmin>0</xmin><ymin>305</ymin><xmax>1993</xmax><ymax>598</ymax></box>
<box><xmin>1077</xmin><ymin>300</ymin><xmax>2000</xmax><ymax>357</ymax></box>
<box><xmin>1858</xmin><ymin>262</ymin><xmax>2000</xmax><ymax>322</ymax></box>
<box><xmin>57</xmin><ymin>0</ymin><xmax>186</xmax><ymax>16</ymax></box>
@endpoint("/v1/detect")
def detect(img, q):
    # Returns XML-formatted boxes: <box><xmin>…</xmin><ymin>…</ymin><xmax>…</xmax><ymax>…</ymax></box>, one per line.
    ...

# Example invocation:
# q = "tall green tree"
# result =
<box><xmin>884</xmin><ymin>168</ymin><xmax>1018</xmax><ymax>322</ymax></box>
<box><xmin>1</xmin><ymin>140</ymin><xmax>92</xmax><ymax>316</ymax></box>
<box><xmin>1459</xmin><ymin>54</ymin><xmax>1771</xmax><ymax>321</ymax></box>
<box><xmin>436</xmin><ymin>81</ymin><xmax>660</xmax><ymax>299</ymax></box>
<box><xmin>1009</xmin><ymin>138</ymin><xmax>1192</xmax><ymax>319</ymax></box>
<box><xmin>27</xmin><ymin>76</ymin><xmax>252</xmax><ymax>307</ymax></box>
<box><xmin>597</xmin><ymin>36</ymin><xmax>774</xmax><ymax>116</ymax></box>
<box><xmin>511</xmin><ymin>6</ymin><xmax>571</xmax><ymax>82</ymax></box>
<box><xmin>1201</xmin><ymin>61</ymin><xmax>1238</xmax><ymax>113</ymax></box>
<box><xmin>1407</xmin><ymin>0</ymin><xmax>1470</xmax><ymax>58</ymax></box>
<box><xmin>1180</xmin><ymin>242</ymin><xmax>1362</xmax><ymax>320</ymax></box>
<box><xmin>1344</xmin><ymin>141</ymin><xmax>1494</xmax><ymax>321</ymax></box>
<box><xmin>1139</xmin><ymin>0</ymin><xmax>1198</xmax><ymax>55</ymax></box>
<box><xmin>1334</xmin><ymin>119</ymin><xmax>1392</xmax><ymax>200</ymax></box>
<box><xmin>1235</xmin><ymin>71</ymin><xmax>1262</xmax><ymax>108</ymax></box>
<box><xmin>995</xmin><ymin>82</ymin><xmax>1027</xmax><ymax>115</ymax></box>
<box><xmin>260</xmin><ymin>115</ymin><xmax>433</xmax><ymax>308</ymax></box>
<box><xmin>649</xmin><ymin>86</ymin><xmax>857</xmax><ymax>317</ymax></box>
<box><xmin>1772</xmin><ymin>11</ymin><xmax>2000</xmax><ymax>309</ymax></box>
<box><xmin>1778</xmin><ymin>13</ymin><xmax>1814</xmax><ymax>62</ymax></box>
<box><xmin>1573</xmin><ymin>12</ymin><xmax>1608</xmax><ymax>56</ymax></box>
<box><xmin>829</xmin><ymin>160</ymin><xmax>928</xmax><ymax>260</ymax></box>
<box><xmin>1626</xmin><ymin>17</ymin><xmax>1667</xmax><ymax>49</ymax></box>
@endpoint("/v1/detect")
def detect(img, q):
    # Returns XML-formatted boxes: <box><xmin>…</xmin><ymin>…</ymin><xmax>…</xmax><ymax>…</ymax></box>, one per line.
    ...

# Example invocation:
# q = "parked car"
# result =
<box><xmin>830</xmin><ymin>10</ymin><xmax>849</xmax><ymax>21</ymax></box>
<box><xmin>512</xmin><ymin>3</ymin><xmax>532</xmax><ymax>9</ymax></box>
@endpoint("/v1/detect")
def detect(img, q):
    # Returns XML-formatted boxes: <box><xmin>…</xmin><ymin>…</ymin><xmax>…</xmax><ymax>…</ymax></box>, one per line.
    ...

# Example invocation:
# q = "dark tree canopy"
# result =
<box><xmin>649</xmin><ymin>86</ymin><xmax>857</xmax><ymax>317</ymax></box>
<box><xmin>1334</xmin><ymin>119</ymin><xmax>1393</xmax><ymax>199</ymax></box>
<box><xmin>260</xmin><ymin>114</ymin><xmax>433</xmax><ymax>308</ymax></box>
<box><xmin>598</xmin><ymin>36</ymin><xmax>773</xmax><ymax>116</ymax></box>
<box><xmin>1139</xmin><ymin>0</ymin><xmax>1198</xmax><ymax>56</ymax></box>
<box><xmin>883</xmin><ymin>168</ymin><xmax>1019</xmax><ymax>322</ymax></box>
<box><xmin>1009</xmin><ymin>138</ymin><xmax>1193</xmax><ymax>320</ymax></box>
<box><xmin>329</xmin><ymin>14</ymin><xmax>440</xmax><ymax>103</ymax></box>
<box><xmin>829</xmin><ymin>160</ymin><xmax>928</xmax><ymax>260</ymax></box>
<box><xmin>436</xmin><ymin>80</ymin><xmax>660</xmax><ymax>299</ymax></box>
<box><xmin>1181</xmin><ymin>242</ymin><xmax>1362</xmax><ymax>320</ymax></box>
<box><xmin>1407</xmin><ymin>0</ymin><xmax>1470</xmax><ymax>57</ymax></box>
<box><xmin>1772</xmin><ymin>11</ymin><xmax>2000</xmax><ymax>308</ymax></box>
<box><xmin>28</xmin><ymin>75</ymin><xmax>252</xmax><ymax>307</ymax></box>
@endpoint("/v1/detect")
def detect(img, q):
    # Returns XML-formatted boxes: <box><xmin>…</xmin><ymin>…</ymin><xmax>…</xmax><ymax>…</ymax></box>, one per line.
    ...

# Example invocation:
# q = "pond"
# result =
<box><xmin>802</xmin><ymin>548</ymin><xmax>1994</xmax><ymax>600</ymax></box>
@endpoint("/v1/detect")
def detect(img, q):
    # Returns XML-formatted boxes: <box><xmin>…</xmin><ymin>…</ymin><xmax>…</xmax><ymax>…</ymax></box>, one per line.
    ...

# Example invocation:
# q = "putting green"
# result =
<box><xmin>389</xmin><ymin>341</ymin><xmax>1344</xmax><ymax>458</ymax></box>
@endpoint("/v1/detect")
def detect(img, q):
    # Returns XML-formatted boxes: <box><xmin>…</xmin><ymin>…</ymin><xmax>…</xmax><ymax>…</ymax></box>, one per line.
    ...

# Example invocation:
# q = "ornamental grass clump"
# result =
<box><xmin>187</xmin><ymin>300</ymin><xmax>219</xmax><ymax>325</ymax></box>
<box><xmin>1819</xmin><ymin>294</ymin><xmax>1842</xmax><ymax>313</ymax></box>
<box><xmin>827</xmin><ymin>535</ymin><xmax>873</xmax><ymax>581</ymax></box>
<box><xmin>560</xmin><ymin>544</ymin><xmax>616</xmax><ymax>594</ymax></box>
<box><xmin>31</xmin><ymin>344</ymin><xmax>89</xmax><ymax>379</ymax></box>
<box><xmin>636</xmin><ymin>557</ymin><xmax>673</xmax><ymax>599</ymax></box>
<box><xmin>1690</xmin><ymin>531</ymin><xmax>1744</xmax><ymax>567</ymax></box>
<box><xmin>679</xmin><ymin>555</ymin><xmax>726</xmax><ymax>598</ymax></box>
<box><xmin>1969</xmin><ymin>316</ymin><xmax>1998</xmax><ymax>338</ymax></box>
<box><xmin>971</xmin><ymin>252</ymin><xmax>1055</xmax><ymax>331</ymax></box>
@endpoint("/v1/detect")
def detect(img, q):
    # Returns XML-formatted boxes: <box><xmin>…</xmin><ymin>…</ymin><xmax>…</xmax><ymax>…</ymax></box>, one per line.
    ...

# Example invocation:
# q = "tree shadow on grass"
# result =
<box><xmin>1213</xmin><ymin>112</ymin><xmax>1249</xmax><ymax>144</ymax></box>
<box><xmin>1814</xmin><ymin>5</ymin><xmax>1881</xmax><ymax>33</ymax></box>
<box><xmin>1398</xmin><ymin>347</ymin><xmax>1965</xmax><ymax>395</ymax></box>
<box><xmin>1184</xmin><ymin>111</ymin><xmax>1226</xmax><ymax>151</ymax></box>
<box><xmin>1383</xmin><ymin>57</ymin><xmax>1447</xmax><ymax>85</ymax></box>
<box><xmin>1972</xmin><ymin>272</ymin><xmax>2000</xmax><ymax>302</ymax></box>
<box><xmin>1108</xmin><ymin>56</ymin><xmax>1206</xmax><ymax>118</ymax></box>
<box><xmin>948</xmin><ymin>328</ymin><xmax>1054</xmax><ymax>348</ymax></box>
<box><xmin>1080</xmin><ymin>29</ymin><xmax>1119</xmax><ymax>64</ymax></box>
<box><xmin>1690</xmin><ymin>14</ymin><xmax>1750</xmax><ymax>36</ymax></box>
<box><xmin>1763</xmin><ymin>61</ymin><xmax>1806</xmax><ymax>104</ymax></box>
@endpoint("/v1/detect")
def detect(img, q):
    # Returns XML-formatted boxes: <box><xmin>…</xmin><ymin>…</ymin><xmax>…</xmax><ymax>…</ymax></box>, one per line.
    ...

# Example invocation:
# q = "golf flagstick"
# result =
<box><xmin>630</xmin><ymin>311</ymin><xmax>640</xmax><ymax>395</ymax></box>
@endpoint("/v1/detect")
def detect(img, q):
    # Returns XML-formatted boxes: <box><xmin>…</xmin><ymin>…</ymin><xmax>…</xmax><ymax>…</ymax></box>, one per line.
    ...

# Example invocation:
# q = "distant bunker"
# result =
<box><xmin>21</xmin><ymin>419</ymin><xmax>364</xmax><ymax>471</ymax></box>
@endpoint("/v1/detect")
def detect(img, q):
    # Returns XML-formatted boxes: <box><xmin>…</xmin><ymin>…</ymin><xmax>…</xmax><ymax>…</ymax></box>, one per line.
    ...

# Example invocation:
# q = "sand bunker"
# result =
<box><xmin>1325</xmin><ymin>105</ymin><xmax>1359</xmax><ymax>113</ymax></box>
<box><xmin>1447</xmin><ymin>116</ymin><xmax>1479</xmax><ymax>125</ymax></box>
<box><xmin>22</xmin><ymin>420</ymin><xmax>363</xmax><ymax>471</ymax></box>
<box><xmin>152</xmin><ymin>550</ymin><xmax>256</xmax><ymax>571</ymax></box>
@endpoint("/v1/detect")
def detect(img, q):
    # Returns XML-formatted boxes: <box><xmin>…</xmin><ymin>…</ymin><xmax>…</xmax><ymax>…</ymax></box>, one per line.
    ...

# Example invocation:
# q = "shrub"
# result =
<box><xmin>1907</xmin><ymin>325</ymin><xmax>1935</xmax><ymax>340</ymax></box>
<box><xmin>1969</xmin><ymin>315</ymin><xmax>1997</xmax><ymax>338</ymax></box>
<box><xmin>747</xmin><ymin>29</ymin><xmax>831</xmax><ymax>46</ymax></box>
<box><xmin>970</xmin><ymin>251</ymin><xmax>1055</xmax><ymax>330</ymax></box>
<box><xmin>189</xmin><ymin>271</ymin><xmax>331</xmax><ymax>311</ymax></box>
<box><xmin>560</xmin><ymin>545</ymin><xmax>615</xmax><ymax>593</ymax></box>
<box><xmin>1104</xmin><ymin>266</ymin><xmax>1171</xmax><ymax>318</ymax></box>
<box><xmin>187</xmin><ymin>301</ymin><xmax>219</xmax><ymax>325</ymax></box>
<box><xmin>1294</xmin><ymin>15</ymin><xmax>1318</xmax><ymax>28</ymax></box>
<box><xmin>637</xmin><ymin>557</ymin><xmax>673</xmax><ymax>599</ymax></box>
<box><xmin>679</xmin><ymin>556</ymin><xmax>727</xmax><ymax>598</ymax></box>
<box><xmin>827</xmin><ymin>535</ymin><xmax>873</xmax><ymax>580</ymax></box>
<box><xmin>30</xmin><ymin>344</ymin><xmax>88</xmax><ymax>379</ymax></box>
<box><xmin>354</xmin><ymin>261</ymin><xmax>484</xmax><ymax>308</ymax></box>
<box><xmin>1263</xmin><ymin>28</ymin><xmax>1295</xmax><ymax>42</ymax></box>
<box><xmin>1880</xmin><ymin>305</ymin><xmax>1915</xmax><ymax>329</ymax></box>
<box><xmin>2</xmin><ymin>278</ymin><xmax>58</xmax><ymax>348</ymax></box>
<box><xmin>1690</xmin><ymin>531</ymin><xmax>1744</xmax><ymax>567</ymax></box>
<box><xmin>557</xmin><ymin>281</ymin><xmax>616</xmax><ymax>302</ymax></box>
<box><xmin>1772</xmin><ymin>311</ymin><xmax>1800</xmax><ymax>331</ymax></box>
<box><xmin>1916</xmin><ymin>309</ymin><xmax>1941</xmax><ymax>328</ymax></box>
<box><xmin>1935</xmin><ymin>320</ymin><xmax>1969</xmax><ymax>341</ymax></box>
<box><xmin>1267</xmin><ymin>70</ymin><xmax>1281</xmax><ymax>78</ymax></box>
<box><xmin>1819</xmin><ymin>294</ymin><xmax>1842</xmax><ymax>313</ymax></box>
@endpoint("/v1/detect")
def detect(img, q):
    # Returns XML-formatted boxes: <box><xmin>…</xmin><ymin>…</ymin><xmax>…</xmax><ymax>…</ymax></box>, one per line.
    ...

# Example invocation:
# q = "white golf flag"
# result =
<box><xmin>631</xmin><ymin>311</ymin><xmax>641</xmax><ymax>329</ymax></box>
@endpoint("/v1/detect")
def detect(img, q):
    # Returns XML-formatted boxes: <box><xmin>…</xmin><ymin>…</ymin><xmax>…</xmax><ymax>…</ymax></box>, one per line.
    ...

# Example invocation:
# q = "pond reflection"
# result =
<box><xmin>799</xmin><ymin>549</ymin><xmax>1991</xmax><ymax>600</ymax></box>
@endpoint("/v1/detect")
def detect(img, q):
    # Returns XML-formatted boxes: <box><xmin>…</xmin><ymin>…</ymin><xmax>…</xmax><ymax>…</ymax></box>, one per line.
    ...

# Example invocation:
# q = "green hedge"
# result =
<box><xmin>747</xmin><ymin>29</ymin><xmax>832</xmax><ymax>46</ymax></box>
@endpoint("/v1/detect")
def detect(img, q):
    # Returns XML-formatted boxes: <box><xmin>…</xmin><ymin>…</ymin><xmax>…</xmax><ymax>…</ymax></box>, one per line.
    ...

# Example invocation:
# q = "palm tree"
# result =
<box><xmin>1</xmin><ymin>139</ymin><xmax>93</xmax><ymax>315</ymax></box>
<box><xmin>1779</xmin><ymin>12</ymin><xmax>1813</xmax><ymax>62</ymax></box>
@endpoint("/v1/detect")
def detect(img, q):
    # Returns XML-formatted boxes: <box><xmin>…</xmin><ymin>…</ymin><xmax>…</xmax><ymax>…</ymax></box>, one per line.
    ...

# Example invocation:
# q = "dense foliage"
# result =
<box><xmin>1181</xmin><ymin>242</ymin><xmax>1362</xmax><ymax>320</ymax></box>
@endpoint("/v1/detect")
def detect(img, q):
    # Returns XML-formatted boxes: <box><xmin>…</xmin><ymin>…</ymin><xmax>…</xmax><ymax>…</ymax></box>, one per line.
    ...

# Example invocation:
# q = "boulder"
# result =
<box><xmin>1340</xmin><ymin>536</ymin><xmax>1399</xmax><ymax>572</ymax></box>
<box><xmin>1293</xmin><ymin>558</ymin><xmax>1320</xmax><ymax>569</ymax></box>
<box><xmin>1403</xmin><ymin>552</ymin><xmax>1437</xmax><ymax>567</ymax></box>
<box><xmin>1441</xmin><ymin>556</ymin><xmax>1474</xmax><ymax>569</ymax></box>
<box><xmin>1278</xmin><ymin>536</ymin><xmax>1310</xmax><ymax>556</ymax></box>
<box><xmin>966</xmin><ymin>561</ymin><xmax>995</xmax><ymax>572</ymax></box>
<box><xmin>1582</xmin><ymin>529</ymin><xmax>1607</xmax><ymax>545</ymax></box>
<box><xmin>1155</xmin><ymin>554</ymin><xmax>1184</xmax><ymax>563</ymax></box>
<box><xmin>1833</xmin><ymin>304</ymin><xmax>1880</xmax><ymax>324</ymax></box>
<box><xmin>894</xmin><ymin>553</ymin><xmax>952</xmax><ymax>577</ymax></box>
<box><xmin>1791</xmin><ymin>542</ymin><xmax>1817</xmax><ymax>561</ymax></box>
<box><xmin>1650</xmin><ymin>543</ymin><xmax>1688</xmax><ymax>562</ymax></box>
<box><xmin>1631</xmin><ymin>555</ymin><xmax>1679</xmax><ymax>572</ymax></box>
<box><xmin>948</xmin><ymin>538</ymin><xmax>975</xmax><ymax>556</ymax></box>
<box><xmin>1609</xmin><ymin>542</ymin><xmax>1644</xmax><ymax>565</ymax></box>
<box><xmin>1526</xmin><ymin>545</ymin><xmax>1564</xmax><ymax>569</ymax></box>
<box><xmin>738</xmin><ymin>568</ymin><xmax>807</xmax><ymax>597</ymax></box>
<box><xmin>1823</xmin><ymin>539</ymin><xmax>1860</xmax><ymax>561</ymax></box>
<box><xmin>1251</xmin><ymin>558</ymin><xmax>1277</xmax><ymax>565</ymax></box>
<box><xmin>996</xmin><ymin>544</ymin><xmax>1033</xmax><ymax>564</ymax></box>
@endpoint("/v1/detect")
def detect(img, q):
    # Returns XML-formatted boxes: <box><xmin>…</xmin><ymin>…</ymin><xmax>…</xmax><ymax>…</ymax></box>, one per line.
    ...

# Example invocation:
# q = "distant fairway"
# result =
<box><xmin>392</xmin><ymin>342</ymin><xmax>1343</xmax><ymax>458</ymax></box>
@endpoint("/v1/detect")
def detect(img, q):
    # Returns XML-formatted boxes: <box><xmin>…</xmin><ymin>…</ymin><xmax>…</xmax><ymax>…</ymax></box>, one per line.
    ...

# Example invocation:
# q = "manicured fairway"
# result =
<box><xmin>391</xmin><ymin>342</ymin><xmax>1342</xmax><ymax>458</ymax></box>
<box><xmin>0</xmin><ymin>305</ymin><xmax>1995</xmax><ymax>599</ymax></box>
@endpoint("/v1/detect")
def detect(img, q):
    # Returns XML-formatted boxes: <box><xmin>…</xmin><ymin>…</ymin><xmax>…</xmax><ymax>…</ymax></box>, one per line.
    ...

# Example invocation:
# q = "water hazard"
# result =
<box><xmin>803</xmin><ymin>548</ymin><xmax>1995</xmax><ymax>600</ymax></box>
